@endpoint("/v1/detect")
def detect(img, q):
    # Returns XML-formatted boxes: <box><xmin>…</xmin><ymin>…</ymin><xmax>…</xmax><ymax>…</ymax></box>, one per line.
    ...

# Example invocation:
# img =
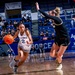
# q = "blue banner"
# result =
<box><xmin>67</xmin><ymin>28</ymin><xmax>75</xmax><ymax>52</ymax></box>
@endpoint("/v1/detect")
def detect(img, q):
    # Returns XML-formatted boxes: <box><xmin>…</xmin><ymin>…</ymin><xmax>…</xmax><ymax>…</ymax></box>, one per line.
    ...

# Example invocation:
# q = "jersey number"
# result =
<box><xmin>21</xmin><ymin>39</ymin><xmax>25</xmax><ymax>43</ymax></box>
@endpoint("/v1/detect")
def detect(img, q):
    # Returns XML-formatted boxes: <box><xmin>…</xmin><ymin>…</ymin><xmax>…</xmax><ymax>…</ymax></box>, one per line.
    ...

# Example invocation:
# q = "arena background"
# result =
<box><xmin>0</xmin><ymin>0</ymin><xmax>75</xmax><ymax>59</ymax></box>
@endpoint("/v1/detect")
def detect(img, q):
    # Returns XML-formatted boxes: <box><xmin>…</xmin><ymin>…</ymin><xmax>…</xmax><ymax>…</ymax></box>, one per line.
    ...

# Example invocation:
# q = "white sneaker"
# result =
<box><xmin>9</xmin><ymin>59</ymin><xmax>16</xmax><ymax>68</ymax></box>
<box><xmin>56</xmin><ymin>63</ymin><xmax>62</xmax><ymax>70</ymax></box>
<box><xmin>56</xmin><ymin>69</ymin><xmax>63</xmax><ymax>75</ymax></box>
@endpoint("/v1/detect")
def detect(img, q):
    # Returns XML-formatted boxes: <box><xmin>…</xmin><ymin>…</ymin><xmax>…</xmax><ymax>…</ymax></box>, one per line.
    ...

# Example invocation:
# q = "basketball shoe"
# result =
<box><xmin>56</xmin><ymin>63</ymin><xmax>62</xmax><ymax>70</ymax></box>
<box><xmin>55</xmin><ymin>59</ymin><xmax>62</xmax><ymax>70</ymax></box>
<box><xmin>13</xmin><ymin>66</ymin><xmax>18</xmax><ymax>74</ymax></box>
<box><xmin>9</xmin><ymin>58</ymin><xmax>16</xmax><ymax>68</ymax></box>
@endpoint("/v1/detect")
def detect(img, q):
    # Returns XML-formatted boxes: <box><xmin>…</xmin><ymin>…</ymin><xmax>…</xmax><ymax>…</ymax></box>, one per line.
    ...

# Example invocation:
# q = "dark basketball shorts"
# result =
<box><xmin>55</xmin><ymin>37</ymin><xmax>70</xmax><ymax>46</ymax></box>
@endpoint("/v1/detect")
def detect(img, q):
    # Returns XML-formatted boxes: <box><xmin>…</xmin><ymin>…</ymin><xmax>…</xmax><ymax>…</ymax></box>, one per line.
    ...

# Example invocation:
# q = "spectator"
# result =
<box><xmin>40</xmin><ymin>31</ymin><xmax>44</xmax><ymax>37</ymax></box>
<box><xmin>40</xmin><ymin>31</ymin><xmax>44</xmax><ymax>40</ymax></box>
<box><xmin>43</xmin><ymin>19</ymin><xmax>49</xmax><ymax>26</ymax></box>
<box><xmin>71</xmin><ymin>15</ymin><xmax>75</xmax><ymax>28</ymax></box>
<box><xmin>11</xmin><ymin>29</ymin><xmax>15</xmax><ymax>36</ymax></box>
<box><xmin>45</xmin><ymin>30</ymin><xmax>49</xmax><ymax>37</ymax></box>
<box><xmin>0</xmin><ymin>19</ymin><xmax>4</xmax><ymax>28</ymax></box>
<box><xmin>39</xmin><ymin>43</ymin><xmax>45</xmax><ymax>58</ymax></box>
<box><xmin>26</xmin><ymin>14</ymin><xmax>31</xmax><ymax>22</ymax></box>
<box><xmin>22</xmin><ymin>14</ymin><xmax>27</xmax><ymax>22</ymax></box>
<box><xmin>51</xmin><ymin>33</ymin><xmax>55</xmax><ymax>40</ymax></box>
<box><xmin>0</xmin><ymin>21</ymin><xmax>4</xmax><ymax>26</ymax></box>
<box><xmin>43</xmin><ymin>19</ymin><xmax>48</xmax><ymax>26</ymax></box>
<box><xmin>7</xmin><ymin>22</ymin><xmax>15</xmax><ymax>34</ymax></box>
<box><xmin>39</xmin><ymin>20</ymin><xmax>43</xmax><ymax>26</ymax></box>
<box><xmin>13</xmin><ymin>20</ymin><xmax>18</xmax><ymax>28</ymax></box>
<box><xmin>43</xmin><ymin>34</ymin><xmax>48</xmax><ymax>40</ymax></box>
<box><xmin>1</xmin><ymin>29</ymin><xmax>6</xmax><ymax>37</ymax></box>
<box><xmin>30</xmin><ymin>44</ymin><xmax>37</xmax><ymax>62</ymax></box>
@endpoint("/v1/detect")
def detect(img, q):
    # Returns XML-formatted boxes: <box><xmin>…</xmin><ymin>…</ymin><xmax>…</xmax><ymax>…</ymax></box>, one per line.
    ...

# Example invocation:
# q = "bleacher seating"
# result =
<box><xmin>0</xmin><ymin>16</ymin><xmax>32</xmax><ymax>44</ymax></box>
<box><xmin>0</xmin><ymin>1</ymin><xmax>75</xmax><ymax>57</ymax></box>
<box><xmin>38</xmin><ymin>8</ymin><xmax>75</xmax><ymax>41</ymax></box>
<box><xmin>0</xmin><ymin>0</ymin><xmax>75</xmax><ymax>44</ymax></box>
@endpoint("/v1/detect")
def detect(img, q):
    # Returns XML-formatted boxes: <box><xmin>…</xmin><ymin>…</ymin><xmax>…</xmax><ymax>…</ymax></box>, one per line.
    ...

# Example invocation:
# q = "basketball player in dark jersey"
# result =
<box><xmin>36</xmin><ymin>2</ymin><xmax>70</xmax><ymax>69</ymax></box>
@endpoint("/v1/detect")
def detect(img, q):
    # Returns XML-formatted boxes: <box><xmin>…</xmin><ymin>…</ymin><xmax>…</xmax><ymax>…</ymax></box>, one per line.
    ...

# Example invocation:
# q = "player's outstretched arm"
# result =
<box><xmin>35</xmin><ymin>2</ymin><xmax>61</xmax><ymax>24</ymax></box>
<box><xmin>35</xmin><ymin>2</ymin><xmax>40</xmax><ymax>11</ymax></box>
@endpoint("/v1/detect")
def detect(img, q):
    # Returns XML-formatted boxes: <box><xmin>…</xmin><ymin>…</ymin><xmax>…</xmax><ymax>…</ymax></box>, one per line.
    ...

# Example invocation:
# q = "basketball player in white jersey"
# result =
<box><xmin>10</xmin><ymin>22</ymin><xmax>33</xmax><ymax>73</ymax></box>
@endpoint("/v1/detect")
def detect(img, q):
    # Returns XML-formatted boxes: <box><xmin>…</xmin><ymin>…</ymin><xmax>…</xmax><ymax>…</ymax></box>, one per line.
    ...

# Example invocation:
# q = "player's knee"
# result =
<box><xmin>19</xmin><ymin>51</ymin><xmax>24</xmax><ymax>57</ymax></box>
<box><xmin>57</xmin><ymin>53</ymin><xmax>63</xmax><ymax>58</ymax></box>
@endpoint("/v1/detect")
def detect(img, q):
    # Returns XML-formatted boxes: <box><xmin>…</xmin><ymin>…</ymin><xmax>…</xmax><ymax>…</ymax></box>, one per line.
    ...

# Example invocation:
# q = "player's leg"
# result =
<box><xmin>15</xmin><ymin>48</ymin><xmax>22</xmax><ymax>60</ymax></box>
<box><xmin>9</xmin><ymin>47</ymin><xmax>21</xmax><ymax>68</ymax></box>
<box><xmin>13</xmin><ymin>49</ymin><xmax>29</xmax><ymax>73</ymax></box>
<box><xmin>50</xmin><ymin>43</ymin><xmax>59</xmax><ymax>57</ymax></box>
<box><xmin>17</xmin><ymin>50</ymin><xmax>29</xmax><ymax>67</ymax></box>
<box><xmin>9</xmin><ymin>47</ymin><xmax>23</xmax><ymax>74</ymax></box>
<box><xmin>56</xmin><ymin>45</ymin><xmax>68</xmax><ymax>69</ymax></box>
<box><xmin>55</xmin><ymin>38</ymin><xmax>70</xmax><ymax>69</ymax></box>
<box><xmin>14</xmin><ymin>43</ymin><xmax>31</xmax><ymax>67</ymax></box>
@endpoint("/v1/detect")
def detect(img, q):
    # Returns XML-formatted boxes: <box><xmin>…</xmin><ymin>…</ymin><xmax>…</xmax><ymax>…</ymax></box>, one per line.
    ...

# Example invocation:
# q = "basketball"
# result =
<box><xmin>3</xmin><ymin>34</ymin><xmax>14</xmax><ymax>44</ymax></box>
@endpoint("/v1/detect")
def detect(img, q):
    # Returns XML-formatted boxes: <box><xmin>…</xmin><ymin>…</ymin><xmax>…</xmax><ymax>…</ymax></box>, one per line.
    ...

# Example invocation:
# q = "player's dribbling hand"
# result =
<box><xmin>26</xmin><ymin>41</ymin><xmax>30</xmax><ymax>44</ymax></box>
<box><xmin>35</xmin><ymin>2</ymin><xmax>40</xmax><ymax>11</ymax></box>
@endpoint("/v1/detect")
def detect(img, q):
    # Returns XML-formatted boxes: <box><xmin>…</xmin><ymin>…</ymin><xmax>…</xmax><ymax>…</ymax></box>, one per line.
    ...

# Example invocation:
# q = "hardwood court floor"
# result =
<box><xmin>0</xmin><ymin>57</ymin><xmax>75</xmax><ymax>75</ymax></box>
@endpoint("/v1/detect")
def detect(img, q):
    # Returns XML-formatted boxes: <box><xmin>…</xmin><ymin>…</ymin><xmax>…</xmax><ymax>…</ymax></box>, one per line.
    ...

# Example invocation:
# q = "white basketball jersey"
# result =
<box><xmin>18</xmin><ymin>31</ymin><xmax>31</xmax><ymax>51</ymax></box>
<box><xmin>18</xmin><ymin>32</ymin><xmax>29</xmax><ymax>45</ymax></box>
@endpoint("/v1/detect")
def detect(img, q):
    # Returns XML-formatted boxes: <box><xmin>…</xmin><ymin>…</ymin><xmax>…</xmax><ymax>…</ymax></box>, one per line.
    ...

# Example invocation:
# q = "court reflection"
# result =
<box><xmin>55</xmin><ymin>69</ymin><xmax>63</xmax><ymax>75</ymax></box>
